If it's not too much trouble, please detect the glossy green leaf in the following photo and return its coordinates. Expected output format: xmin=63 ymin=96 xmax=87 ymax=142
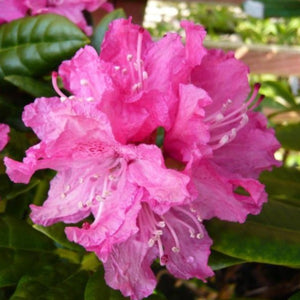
xmin=0 ymin=216 xmax=54 ymax=252
xmin=34 ymin=222 xmax=84 ymax=252
xmin=4 ymin=75 xmax=55 ymax=98
xmin=0 ymin=14 xmax=89 ymax=83
xmin=275 ymin=122 xmax=300 ymax=151
xmin=209 ymin=250 xmax=244 ymax=270
xmin=206 ymin=198 xmax=300 ymax=267
xmin=92 ymin=9 xmax=126 ymax=53
xmin=85 ymin=268 xmax=127 ymax=300
xmin=260 ymin=167 xmax=300 ymax=204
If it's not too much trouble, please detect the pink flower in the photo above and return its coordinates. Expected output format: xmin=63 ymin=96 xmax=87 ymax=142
xmin=5 ymin=96 xmax=191 ymax=262
xmin=4 ymin=18 xmax=281 ymax=300
xmin=0 ymin=123 xmax=9 ymax=151
xmin=0 ymin=0 xmax=112 ymax=35
xmin=0 ymin=0 xmax=27 ymax=24
xmin=58 ymin=19 xmax=170 ymax=144
xmin=58 ymin=19 xmax=208 ymax=144
xmin=103 ymin=203 xmax=213 ymax=300
xmin=164 ymin=47 xmax=281 ymax=223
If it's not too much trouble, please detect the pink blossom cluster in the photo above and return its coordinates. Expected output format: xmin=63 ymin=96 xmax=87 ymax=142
xmin=5 ymin=19 xmax=280 ymax=300
xmin=0 ymin=0 xmax=112 ymax=35
xmin=0 ymin=123 xmax=9 ymax=151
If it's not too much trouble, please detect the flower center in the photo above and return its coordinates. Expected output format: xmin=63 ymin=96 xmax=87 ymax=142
xmin=61 ymin=158 xmax=126 ymax=227
xmin=140 ymin=204 xmax=204 ymax=265
xmin=206 ymin=83 xmax=264 ymax=150
xmin=113 ymin=28 xmax=148 ymax=93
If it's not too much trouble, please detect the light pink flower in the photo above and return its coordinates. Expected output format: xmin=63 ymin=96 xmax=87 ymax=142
xmin=0 ymin=123 xmax=9 ymax=151
xmin=0 ymin=0 xmax=112 ymax=35
xmin=5 ymin=96 xmax=191 ymax=262
xmin=103 ymin=203 xmax=213 ymax=300
xmin=0 ymin=0 xmax=27 ymax=24
xmin=26 ymin=0 xmax=112 ymax=35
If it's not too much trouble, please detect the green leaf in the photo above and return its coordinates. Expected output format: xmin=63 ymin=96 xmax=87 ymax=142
xmin=0 ymin=216 xmax=54 ymax=252
xmin=260 ymin=167 xmax=300 ymax=204
xmin=260 ymin=80 xmax=296 ymax=106
xmin=0 ymin=249 xmax=57 ymax=288
xmin=206 ymin=198 xmax=300 ymax=267
xmin=289 ymin=290 xmax=300 ymax=300
xmin=33 ymin=222 xmax=84 ymax=252
xmin=10 ymin=262 xmax=88 ymax=300
xmin=85 ymin=268 xmax=127 ymax=300
xmin=209 ymin=250 xmax=244 ymax=270
xmin=5 ymin=179 xmax=40 ymax=201
xmin=275 ymin=122 xmax=300 ymax=151
xmin=92 ymin=9 xmax=126 ymax=52
xmin=4 ymin=75 xmax=55 ymax=98
xmin=0 ymin=14 xmax=89 ymax=83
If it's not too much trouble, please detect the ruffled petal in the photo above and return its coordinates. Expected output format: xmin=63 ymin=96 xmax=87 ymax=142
xmin=164 ymin=84 xmax=211 ymax=162
xmin=59 ymin=46 xmax=112 ymax=102
xmin=162 ymin=207 xmax=214 ymax=280
xmin=189 ymin=160 xmax=267 ymax=223
xmin=103 ymin=233 xmax=158 ymax=300
xmin=191 ymin=49 xmax=250 ymax=117
xmin=128 ymin=144 xmax=191 ymax=214
xmin=213 ymin=111 xmax=281 ymax=178
xmin=181 ymin=20 xmax=207 ymax=67
xmin=65 ymin=182 xmax=142 ymax=261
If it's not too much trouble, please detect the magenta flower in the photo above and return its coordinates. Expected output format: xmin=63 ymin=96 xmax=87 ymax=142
xmin=164 ymin=48 xmax=281 ymax=223
xmin=0 ymin=0 xmax=112 ymax=35
xmin=0 ymin=123 xmax=9 ymax=151
xmin=4 ymin=18 xmax=281 ymax=300
xmin=58 ymin=19 xmax=208 ymax=144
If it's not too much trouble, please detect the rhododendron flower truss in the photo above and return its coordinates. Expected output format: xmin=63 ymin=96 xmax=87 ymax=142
xmin=0 ymin=123 xmax=9 ymax=151
xmin=4 ymin=17 xmax=282 ymax=300
xmin=0 ymin=0 xmax=112 ymax=35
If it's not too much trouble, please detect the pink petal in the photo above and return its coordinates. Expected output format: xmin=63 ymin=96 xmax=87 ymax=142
xmin=65 ymin=182 xmax=142 ymax=261
xmin=213 ymin=111 xmax=281 ymax=178
xmin=162 ymin=207 xmax=214 ymax=280
xmin=0 ymin=0 xmax=27 ymax=24
xmin=128 ymin=144 xmax=191 ymax=214
xmin=59 ymin=46 xmax=112 ymax=102
xmin=104 ymin=234 xmax=158 ymax=300
xmin=0 ymin=124 xmax=9 ymax=151
xmin=189 ymin=160 xmax=267 ymax=223
xmin=191 ymin=49 xmax=250 ymax=117
xmin=181 ymin=20 xmax=207 ymax=67
xmin=100 ymin=18 xmax=152 ymax=68
xmin=26 ymin=0 xmax=107 ymax=35
xmin=164 ymin=84 xmax=211 ymax=162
